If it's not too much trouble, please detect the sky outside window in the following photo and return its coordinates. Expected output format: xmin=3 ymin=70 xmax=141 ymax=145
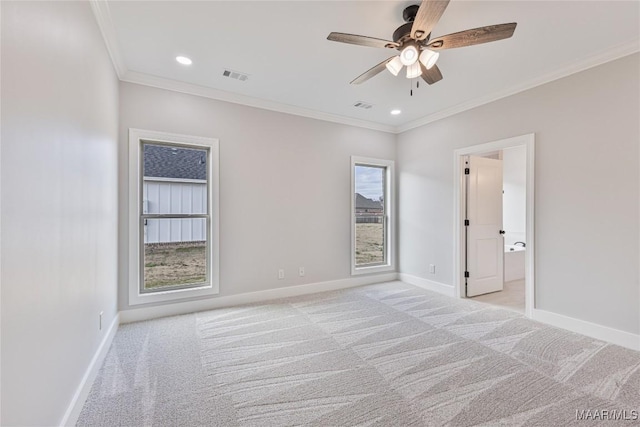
xmin=355 ymin=165 xmax=384 ymax=200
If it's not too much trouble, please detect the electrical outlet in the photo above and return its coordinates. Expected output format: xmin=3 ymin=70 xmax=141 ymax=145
xmin=429 ymin=264 xmax=436 ymax=274
xmin=299 ymin=267 xmax=305 ymax=277
xmin=278 ymin=269 xmax=285 ymax=279
xmin=99 ymin=311 xmax=104 ymax=330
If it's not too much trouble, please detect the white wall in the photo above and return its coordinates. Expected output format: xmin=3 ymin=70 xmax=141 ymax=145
xmin=502 ymin=146 xmax=526 ymax=245
xmin=398 ymin=53 xmax=639 ymax=335
xmin=118 ymin=82 xmax=396 ymax=311
xmin=1 ymin=2 xmax=119 ymax=426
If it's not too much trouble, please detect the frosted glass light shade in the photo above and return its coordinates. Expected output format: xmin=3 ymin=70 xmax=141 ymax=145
xmin=419 ymin=49 xmax=439 ymax=70
xmin=399 ymin=45 xmax=419 ymax=66
xmin=385 ymin=56 xmax=403 ymax=76
xmin=406 ymin=62 xmax=421 ymax=79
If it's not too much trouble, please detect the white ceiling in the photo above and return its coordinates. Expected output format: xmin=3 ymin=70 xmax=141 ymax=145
xmin=101 ymin=1 xmax=639 ymax=132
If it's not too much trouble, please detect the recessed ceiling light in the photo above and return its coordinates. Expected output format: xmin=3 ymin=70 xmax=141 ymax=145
xmin=390 ymin=109 xmax=402 ymax=115
xmin=175 ymin=56 xmax=192 ymax=66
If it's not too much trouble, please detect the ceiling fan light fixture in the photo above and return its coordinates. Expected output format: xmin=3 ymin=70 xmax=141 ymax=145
xmin=385 ymin=56 xmax=403 ymax=76
xmin=399 ymin=45 xmax=419 ymax=66
xmin=419 ymin=49 xmax=440 ymax=70
xmin=327 ymin=2 xmax=517 ymax=87
xmin=406 ymin=62 xmax=421 ymax=79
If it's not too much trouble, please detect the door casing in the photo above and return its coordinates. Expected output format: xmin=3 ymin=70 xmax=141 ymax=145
xmin=453 ymin=134 xmax=535 ymax=317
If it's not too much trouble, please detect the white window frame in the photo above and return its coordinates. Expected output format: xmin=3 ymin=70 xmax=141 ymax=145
xmin=351 ymin=156 xmax=395 ymax=276
xmin=128 ymin=129 xmax=220 ymax=306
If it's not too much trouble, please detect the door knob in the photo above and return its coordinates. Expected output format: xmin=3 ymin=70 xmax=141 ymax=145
xmin=499 ymin=230 xmax=505 ymax=234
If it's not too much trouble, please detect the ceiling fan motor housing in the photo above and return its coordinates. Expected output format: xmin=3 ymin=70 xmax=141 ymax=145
xmin=402 ymin=4 xmax=420 ymax=22
xmin=393 ymin=22 xmax=430 ymax=45
xmin=326 ymin=0 xmax=518 ymax=86
xmin=394 ymin=5 xmax=430 ymax=45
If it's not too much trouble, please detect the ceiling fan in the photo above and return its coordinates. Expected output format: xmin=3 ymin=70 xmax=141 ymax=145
xmin=327 ymin=0 xmax=517 ymax=86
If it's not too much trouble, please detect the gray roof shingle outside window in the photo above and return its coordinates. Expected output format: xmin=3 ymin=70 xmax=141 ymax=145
xmin=143 ymin=144 xmax=207 ymax=180
xmin=355 ymin=193 xmax=383 ymax=210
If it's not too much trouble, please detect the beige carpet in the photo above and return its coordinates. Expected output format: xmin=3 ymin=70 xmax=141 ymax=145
xmin=78 ymin=281 xmax=640 ymax=426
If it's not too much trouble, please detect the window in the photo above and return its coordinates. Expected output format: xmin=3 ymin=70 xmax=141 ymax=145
xmin=129 ymin=129 xmax=219 ymax=305
xmin=351 ymin=156 xmax=394 ymax=275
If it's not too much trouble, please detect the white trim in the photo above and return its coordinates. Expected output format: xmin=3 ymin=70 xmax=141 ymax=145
xmin=351 ymin=156 xmax=396 ymax=276
xmin=453 ymin=134 xmax=535 ymax=318
xmin=533 ymin=309 xmax=640 ymax=351
xmin=120 ymin=45 xmax=639 ymax=136
xmin=398 ymin=41 xmax=639 ymax=133
xmin=524 ymin=138 xmax=535 ymax=317
xmin=120 ymin=273 xmax=399 ymax=324
xmin=399 ymin=273 xmax=456 ymax=297
xmin=143 ymin=176 xmax=207 ymax=184
xmin=59 ymin=313 xmax=120 ymax=427
xmin=121 ymin=71 xmax=396 ymax=134
xmin=89 ymin=1 xmax=638 ymax=137
xmin=128 ymin=129 xmax=220 ymax=306
xmin=0 ymin=4 xmax=3 ymax=425
xmin=89 ymin=1 xmax=127 ymax=78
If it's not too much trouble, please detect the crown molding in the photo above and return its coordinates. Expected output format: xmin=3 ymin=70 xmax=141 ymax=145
xmin=89 ymin=0 xmax=127 ymax=78
xmin=89 ymin=2 xmax=637 ymax=136
xmin=397 ymin=40 xmax=640 ymax=133
xmin=121 ymin=70 xmax=397 ymax=133
xmin=89 ymin=0 xmax=394 ymax=133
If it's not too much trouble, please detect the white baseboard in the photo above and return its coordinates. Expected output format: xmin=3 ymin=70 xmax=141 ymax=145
xmin=399 ymin=273 xmax=456 ymax=297
xmin=120 ymin=273 xmax=399 ymax=324
xmin=532 ymin=309 xmax=640 ymax=351
xmin=60 ymin=313 xmax=120 ymax=426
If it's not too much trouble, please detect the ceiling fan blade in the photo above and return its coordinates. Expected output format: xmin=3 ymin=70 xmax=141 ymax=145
xmin=350 ymin=57 xmax=396 ymax=85
xmin=327 ymin=32 xmax=399 ymax=49
xmin=427 ymin=23 xmax=517 ymax=50
xmin=411 ymin=0 xmax=450 ymax=41
xmin=420 ymin=63 xmax=443 ymax=85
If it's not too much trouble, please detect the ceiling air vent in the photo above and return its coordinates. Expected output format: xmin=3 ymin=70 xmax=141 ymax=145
xmin=222 ymin=68 xmax=249 ymax=82
xmin=353 ymin=101 xmax=373 ymax=110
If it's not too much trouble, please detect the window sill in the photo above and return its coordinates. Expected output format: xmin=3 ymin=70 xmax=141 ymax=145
xmin=351 ymin=264 xmax=395 ymax=276
xmin=129 ymin=283 xmax=219 ymax=306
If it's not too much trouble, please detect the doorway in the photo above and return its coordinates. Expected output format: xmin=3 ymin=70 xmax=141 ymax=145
xmin=453 ymin=134 xmax=535 ymax=317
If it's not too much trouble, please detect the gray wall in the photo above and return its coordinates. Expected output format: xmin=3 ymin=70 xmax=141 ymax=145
xmin=398 ymin=53 xmax=640 ymax=334
xmin=118 ymin=82 xmax=397 ymax=311
xmin=1 ymin=2 xmax=119 ymax=425
xmin=1 ymin=4 xmax=637 ymax=424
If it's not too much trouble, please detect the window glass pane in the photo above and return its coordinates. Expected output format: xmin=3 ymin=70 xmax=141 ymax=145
xmin=144 ymin=218 xmax=207 ymax=290
xmin=143 ymin=144 xmax=208 ymax=215
xmin=354 ymin=165 xmax=386 ymax=266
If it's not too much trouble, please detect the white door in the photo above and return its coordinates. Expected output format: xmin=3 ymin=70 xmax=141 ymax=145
xmin=466 ymin=155 xmax=504 ymax=297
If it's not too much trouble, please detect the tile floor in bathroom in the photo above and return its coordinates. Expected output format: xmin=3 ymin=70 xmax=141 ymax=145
xmin=470 ymin=279 xmax=525 ymax=313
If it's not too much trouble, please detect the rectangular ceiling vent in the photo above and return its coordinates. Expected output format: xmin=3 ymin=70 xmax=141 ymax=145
xmin=353 ymin=101 xmax=373 ymax=110
xmin=222 ymin=68 xmax=249 ymax=82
